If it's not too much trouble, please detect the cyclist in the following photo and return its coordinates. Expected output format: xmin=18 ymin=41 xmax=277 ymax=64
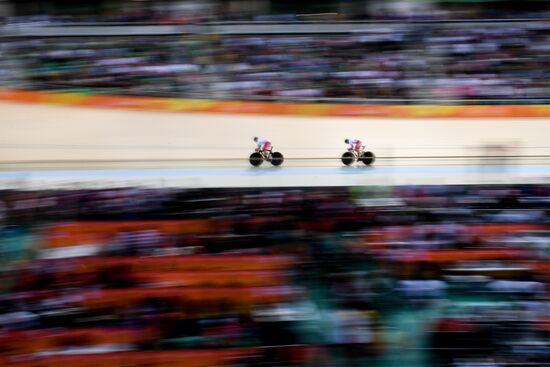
xmin=345 ymin=138 xmax=363 ymax=154
xmin=254 ymin=137 xmax=272 ymax=157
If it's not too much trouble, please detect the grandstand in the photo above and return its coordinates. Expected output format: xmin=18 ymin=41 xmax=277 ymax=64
xmin=2 ymin=184 xmax=550 ymax=367
xmin=1 ymin=19 xmax=550 ymax=103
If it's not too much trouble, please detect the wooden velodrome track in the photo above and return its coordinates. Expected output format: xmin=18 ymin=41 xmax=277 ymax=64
xmin=0 ymin=100 xmax=549 ymax=188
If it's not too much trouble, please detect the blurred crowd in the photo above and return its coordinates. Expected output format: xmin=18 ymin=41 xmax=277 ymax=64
xmin=1 ymin=184 xmax=550 ymax=366
xmin=2 ymin=0 xmax=550 ymax=25
xmin=1 ymin=20 xmax=549 ymax=101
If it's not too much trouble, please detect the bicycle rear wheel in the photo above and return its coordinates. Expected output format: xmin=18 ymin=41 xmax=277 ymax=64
xmin=270 ymin=152 xmax=284 ymax=166
xmin=360 ymin=151 xmax=375 ymax=166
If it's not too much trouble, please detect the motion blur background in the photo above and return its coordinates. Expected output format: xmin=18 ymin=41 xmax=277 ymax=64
xmin=1 ymin=1 xmax=550 ymax=367
xmin=1 ymin=0 xmax=550 ymax=102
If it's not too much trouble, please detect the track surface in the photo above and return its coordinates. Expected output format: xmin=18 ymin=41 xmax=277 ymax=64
xmin=0 ymin=164 xmax=549 ymax=189
xmin=2 ymin=101 xmax=550 ymax=161
xmin=1 ymin=101 xmax=550 ymax=188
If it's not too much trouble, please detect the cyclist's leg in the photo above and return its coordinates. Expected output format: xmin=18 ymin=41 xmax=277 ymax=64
xmin=263 ymin=141 xmax=272 ymax=158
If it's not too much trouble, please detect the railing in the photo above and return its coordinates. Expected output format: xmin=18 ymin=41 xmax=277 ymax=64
xmin=0 ymin=154 xmax=549 ymax=169
xmin=2 ymin=18 xmax=548 ymax=37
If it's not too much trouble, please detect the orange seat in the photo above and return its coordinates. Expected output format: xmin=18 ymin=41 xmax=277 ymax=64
xmin=42 ymin=220 xmax=221 ymax=248
xmin=77 ymin=286 xmax=299 ymax=309
xmin=136 ymin=270 xmax=287 ymax=287
xmin=3 ymin=349 xmax=257 ymax=367
xmin=0 ymin=327 xmax=158 ymax=355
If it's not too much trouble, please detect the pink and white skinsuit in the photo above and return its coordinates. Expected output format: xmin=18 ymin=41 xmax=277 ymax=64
xmin=255 ymin=137 xmax=272 ymax=152
xmin=346 ymin=138 xmax=362 ymax=152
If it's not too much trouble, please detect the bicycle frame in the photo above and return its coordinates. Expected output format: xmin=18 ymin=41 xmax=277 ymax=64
xmin=259 ymin=148 xmax=273 ymax=160
xmin=349 ymin=146 xmax=366 ymax=158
